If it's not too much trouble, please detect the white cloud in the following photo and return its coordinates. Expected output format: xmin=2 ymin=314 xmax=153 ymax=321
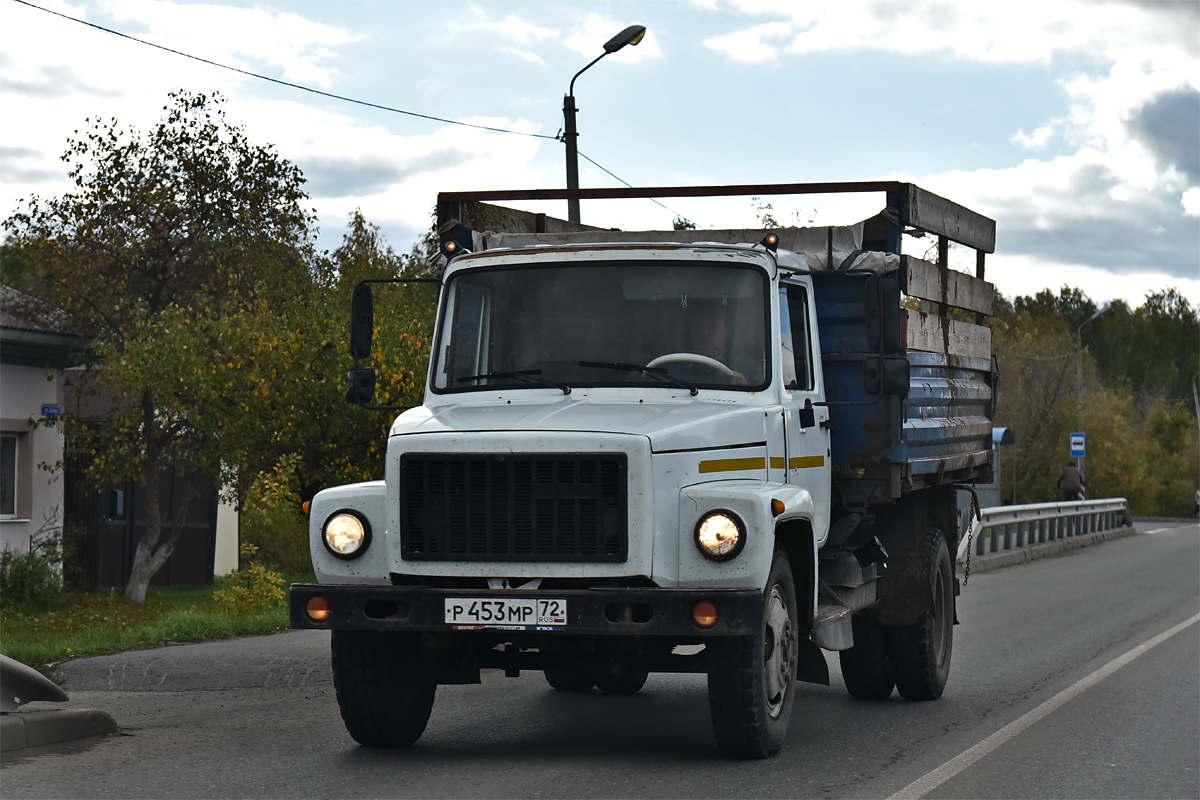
xmin=983 ymin=252 xmax=1200 ymax=308
xmin=704 ymin=22 xmax=791 ymax=64
xmin=704 ymin=0 xmax=1197 ymax=66
xmin=1011 ymin=126 xmax=1055 ymax=150
xmin=103 ymin=0 xmax=360 ymax=88
xmin=487 ymin=14 xmax=556 ymax=44
xmin=507 ymin=47 xmax=546 ymax=66
xmin=563 ymin=14 xmax=661 ymax=62
xmin=1182 ymin=188 xmax=1200 ymax=217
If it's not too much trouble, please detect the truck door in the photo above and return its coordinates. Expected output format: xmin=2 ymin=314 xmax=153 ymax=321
xmin=780 ymin=279 xmax=832 ymax=544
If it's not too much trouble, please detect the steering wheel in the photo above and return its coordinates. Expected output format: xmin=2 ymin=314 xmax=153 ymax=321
xmin=646 ymin=352 xmax=736 ymax=378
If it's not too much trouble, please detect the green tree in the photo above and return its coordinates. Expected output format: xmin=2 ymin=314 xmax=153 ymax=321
xmin=993 ymin=285 xmax=1198 ymax=515
xmin=229 ymin=211 xmax=438 ymax=569
xmin=3 ymin=91 xmax=316 ymax=603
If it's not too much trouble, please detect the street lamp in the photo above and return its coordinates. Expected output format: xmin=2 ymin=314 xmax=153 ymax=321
xmin=1075 ymin=305 xmax=1110 ymax=410
xmin=1074 ymin=304 xmax=1110 ymax=483
xmin=563 ymin=24 xmax=646 ymax=224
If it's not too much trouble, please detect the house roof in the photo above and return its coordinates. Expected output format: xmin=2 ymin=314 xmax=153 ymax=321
xmin=0 ymin=284 xmax=91 ymax=368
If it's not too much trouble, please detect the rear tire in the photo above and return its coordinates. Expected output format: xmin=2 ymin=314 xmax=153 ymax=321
xmin=839 ymin=614 xmax=895 ymax=700
xmin=544 ymin=667 xmax=595 ymax=692
xmin=889 ymin=528 xmax=954 ymax=700
xmin=707 ymin=546 xmax=798 ymax=758
xmin=595 ymin=669 xmax=649 ymax=695
xmin=331 ymin=630 xmax=436 ymax=747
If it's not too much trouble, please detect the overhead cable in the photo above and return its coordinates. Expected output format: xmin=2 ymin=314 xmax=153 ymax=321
xmin=10 ymin=0 xmax=557 ymax=141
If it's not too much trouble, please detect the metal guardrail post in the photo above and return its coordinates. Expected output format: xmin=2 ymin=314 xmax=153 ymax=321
xmin=956 ymin=498 xmax=1132 ymax=562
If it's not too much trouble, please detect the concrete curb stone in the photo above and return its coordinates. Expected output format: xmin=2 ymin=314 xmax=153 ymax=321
xmin=0 ymin=708 xmax=118 ymax=754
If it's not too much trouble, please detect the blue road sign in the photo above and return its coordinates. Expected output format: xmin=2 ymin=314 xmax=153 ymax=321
xmin=41 ymin=405 xmax=61 ymax=418
xmin=1070 ymin=432 xmax=1086 ymax=458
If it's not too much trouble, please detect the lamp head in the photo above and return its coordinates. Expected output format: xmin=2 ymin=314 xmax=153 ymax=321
xmin=604 ymin=25 xmax=647 ymax=53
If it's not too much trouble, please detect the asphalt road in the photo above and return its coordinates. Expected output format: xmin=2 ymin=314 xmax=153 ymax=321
xmin=2 ymin=520 xmax=1197 ymax=799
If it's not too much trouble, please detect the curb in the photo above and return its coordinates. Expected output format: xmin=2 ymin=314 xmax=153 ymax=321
xmin=957 ymin=524 xmax=1139 ymax=576
xmin=0 ymin=709 xmax=118 ymax=754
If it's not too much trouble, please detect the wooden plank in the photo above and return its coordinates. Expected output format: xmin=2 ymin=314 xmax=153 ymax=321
xmin=903 ymin=256 xmax=995 ymax=316
xmin=904 ymin=309 xmax=992 ymax=359
xmin=900 ymin=185 xmax=996 ymax=253
xmin=439 ymin=200 xmax=603 ymax=234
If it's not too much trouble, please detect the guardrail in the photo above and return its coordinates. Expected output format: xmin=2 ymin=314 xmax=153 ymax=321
xmin=956 ymin=498 xmax=1134 ymax=562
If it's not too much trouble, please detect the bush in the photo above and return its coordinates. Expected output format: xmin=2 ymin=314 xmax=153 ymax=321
xmin=240 ymin=454 xmax=312 ymax=573
xmin=212 ymin=543 xmax=286 ymax=616
xmin=0 ymin=522 xmax=65 ymax=614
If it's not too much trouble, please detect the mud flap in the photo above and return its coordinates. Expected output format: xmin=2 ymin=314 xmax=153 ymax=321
xmin=796 ymin=637 xmax=830 ymax=685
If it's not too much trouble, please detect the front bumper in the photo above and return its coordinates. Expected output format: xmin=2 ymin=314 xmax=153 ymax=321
xmin=289 ymin=584 xmax=762 ymax=637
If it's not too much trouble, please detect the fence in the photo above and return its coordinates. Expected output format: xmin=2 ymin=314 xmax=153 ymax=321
xmin=956 ymin=498 xmax=1133 ymax=562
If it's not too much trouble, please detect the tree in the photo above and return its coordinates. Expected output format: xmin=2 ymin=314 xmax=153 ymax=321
xmin=226 ymin=210 xmax=438 ymax=570
xmin=992 ymin=285 xmax=1199 ymax=515
xmin=3 ymin=91 xmax=316 ymax=603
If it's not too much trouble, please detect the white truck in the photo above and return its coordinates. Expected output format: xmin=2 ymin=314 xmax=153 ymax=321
xmin=290 ymin=181 xmax=997 ymax=758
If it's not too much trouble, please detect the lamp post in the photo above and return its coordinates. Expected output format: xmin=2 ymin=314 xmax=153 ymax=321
xmin=1074 ymin=304 xmax=1110 ymax=482
xmin=1075 ymin=305 xmax=1110 ymax=410
xmin=563 ymin=24 xmax=646 ymax=224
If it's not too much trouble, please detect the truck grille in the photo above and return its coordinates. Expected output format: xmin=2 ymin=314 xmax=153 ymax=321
xmin=400 ymin=454 xmax=627 ymax=562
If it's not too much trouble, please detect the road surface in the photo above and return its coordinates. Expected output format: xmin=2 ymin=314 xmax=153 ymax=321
xmin=2 ymin=520 xmax=1196 ymax=799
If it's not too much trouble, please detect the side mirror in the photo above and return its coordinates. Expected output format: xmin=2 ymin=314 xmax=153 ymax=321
xmin=350 ymin=284 xmax=374 ymax=360
xmin=345 ymin=367 xmax=377 ymax=405
xmin=798 ymin=399 xmax=816 ymax=429
xmin=863 ymin=356 xmax=909 ymax=396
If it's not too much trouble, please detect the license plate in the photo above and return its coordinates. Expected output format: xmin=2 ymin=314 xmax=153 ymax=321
xmin=444 ymin=597 xmax=567 ymax=630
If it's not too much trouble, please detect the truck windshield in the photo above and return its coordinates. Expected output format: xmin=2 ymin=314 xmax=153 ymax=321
xmin=432 ymin=261 xmax=769 ymax=393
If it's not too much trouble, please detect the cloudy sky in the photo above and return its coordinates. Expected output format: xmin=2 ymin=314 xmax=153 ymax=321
xmin=2 ymin=0 xmax=1198 ymax=307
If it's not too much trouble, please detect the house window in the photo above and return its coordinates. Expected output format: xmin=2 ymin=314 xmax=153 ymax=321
xmin=1 ymin=434 xmax=16 ymax=519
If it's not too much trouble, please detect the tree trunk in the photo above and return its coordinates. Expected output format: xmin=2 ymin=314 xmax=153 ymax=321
xmin=123 ymin=391 xmax=194 ymax=605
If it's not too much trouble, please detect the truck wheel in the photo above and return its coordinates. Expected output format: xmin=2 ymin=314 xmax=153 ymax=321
xmin=595 ymin=669 xmax=649 ymax=695
xmin=331 ymin=630 xmax=436 ymax=747
xmin=707 ymin=546 xmax=798 ymax=758
xmin=544 ymin=667 xmax=595 ymax=692
xmin=889 ymin=528 xmax=954 ymax=701
xmin=839 ymin=614 xmax=895 ymax=700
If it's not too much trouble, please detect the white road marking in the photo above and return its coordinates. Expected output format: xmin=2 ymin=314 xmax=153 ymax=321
xmin=1139 ymin=527 xmax=1171 ymax=535
xmin=886 ymin=613 xmax=1200 ymax=800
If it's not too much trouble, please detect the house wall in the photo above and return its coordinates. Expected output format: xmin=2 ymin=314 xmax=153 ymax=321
xmin=1 ymin=363 xmax=65 ymax=553
xmin=214 ymin=496 xmax=239 ymax=576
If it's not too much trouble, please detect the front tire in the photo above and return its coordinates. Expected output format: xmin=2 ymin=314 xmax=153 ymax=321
xmin=707 ymin=546 xmax=799 ymax=758
xmin=544 ymin=667 xmax=595 ymax=692
xmin=331 ymin=630 xmax=436 ymax=747
xmin=889 ymin=528 xmax=954 ymax=700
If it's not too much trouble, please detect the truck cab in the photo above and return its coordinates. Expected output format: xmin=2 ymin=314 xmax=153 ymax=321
xmin=291 ymin=182 xmax=996 ymax=758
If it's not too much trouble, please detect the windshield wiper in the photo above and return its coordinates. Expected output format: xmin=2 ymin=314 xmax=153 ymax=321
xmin=578 ymin=361 xmax=699 ymax=396
xmin=455 ymin=369 xmax=570 ymax=395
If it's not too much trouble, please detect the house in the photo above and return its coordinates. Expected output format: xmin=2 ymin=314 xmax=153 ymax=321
xmin=0 ymin=285 xmax=87 ymax=554
xmin=1 ymin=284 xmax=237 ymax=586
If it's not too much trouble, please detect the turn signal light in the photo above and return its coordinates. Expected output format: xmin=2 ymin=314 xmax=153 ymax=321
xmin=306 ymin=594 xmax=332 ymax=622
xmin=302 ymin=501 xmax=311 ymax=515
xmin=771 ymin=498 xmax=785 ymax=517
xmin=692 ymin=600 xmax=719 ymax=628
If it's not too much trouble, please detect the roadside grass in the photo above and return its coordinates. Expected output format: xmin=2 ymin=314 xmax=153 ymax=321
xmin=0 ymin=574 xmax=312 ymax=671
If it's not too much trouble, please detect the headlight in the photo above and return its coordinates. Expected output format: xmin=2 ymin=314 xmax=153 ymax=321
xmin=695 ymin=510 xmax=745 ymax=561
xmin=323 ymin=511 xmax=371 ymax=558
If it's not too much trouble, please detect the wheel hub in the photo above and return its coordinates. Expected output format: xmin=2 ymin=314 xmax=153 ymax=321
xmin=763 ymin=587 xmax=795 ymax=718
